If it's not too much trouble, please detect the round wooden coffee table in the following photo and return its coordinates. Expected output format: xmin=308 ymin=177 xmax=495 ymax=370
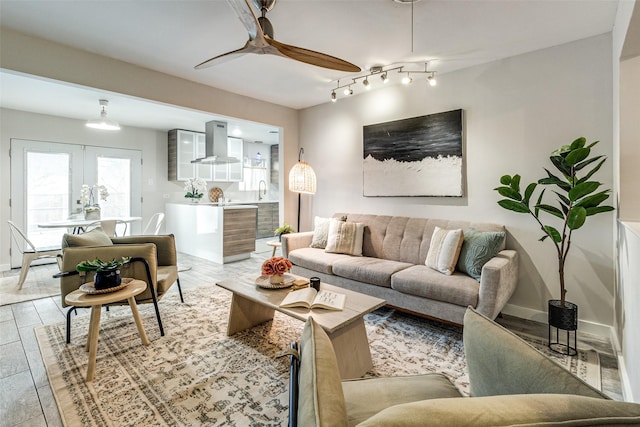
xmin=64 ymin=278 xmax=150 ymax=381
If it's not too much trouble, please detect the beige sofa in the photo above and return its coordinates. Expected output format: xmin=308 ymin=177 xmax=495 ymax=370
xmin=282 ymin=213 xmax=518 ymax=324
xmin=289 ymin=308 xmax=640 ymax=426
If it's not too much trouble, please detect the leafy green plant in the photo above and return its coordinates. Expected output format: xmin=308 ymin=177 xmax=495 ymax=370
xmin=494 ymin=137 xmax=614 ymax=306
xmin=274 ymin=223 xmax=295 ymax=237
xmin=76 ymin=257 xmax=131 ymax=272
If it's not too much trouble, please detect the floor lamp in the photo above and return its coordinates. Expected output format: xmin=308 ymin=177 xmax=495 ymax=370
xmin=288 ymin=148 xmax=317 ymax=231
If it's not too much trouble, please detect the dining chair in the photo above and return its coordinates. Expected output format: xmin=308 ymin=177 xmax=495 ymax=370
xmin=142 ymin=213 xmax=164 ymax=235
xmin=7 ymin=220 xmax=62 ymax=289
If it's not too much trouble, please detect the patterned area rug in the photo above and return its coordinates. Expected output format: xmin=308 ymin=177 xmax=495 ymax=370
xmin=0 ymin=263 xmax=60 ymax=306
xmin=36 ymin=285 xmax=600 ymax=426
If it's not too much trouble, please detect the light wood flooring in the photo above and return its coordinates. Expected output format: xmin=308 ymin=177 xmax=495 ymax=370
xmin=0 ymin=244 xmax=623 ymax=426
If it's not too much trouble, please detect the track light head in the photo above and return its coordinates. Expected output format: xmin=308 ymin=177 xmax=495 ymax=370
xmin=363 ymin=77 xmax=371 ymax=90
xmin=331 ymin=91 xmax=337 ymax=102
xmin=381 ymin=72 xmax=389 ymax=83
xmin=428 ymin=73 xmax=437 ymax=86
xmin=343 ymin=86 xmax=353 ymax=96
xmin=402 ymin=74 xmax=412 ymax=85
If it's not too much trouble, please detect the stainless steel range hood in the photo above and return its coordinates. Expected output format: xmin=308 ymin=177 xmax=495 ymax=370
xmin=191 ymin=120 xmax=240 ymax=164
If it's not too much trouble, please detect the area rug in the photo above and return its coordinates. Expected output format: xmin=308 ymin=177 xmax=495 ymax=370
xmin=36 ymin=285 xmax=600 ymax=427
xmin=0 ymin=264 xmax=60 ymax=306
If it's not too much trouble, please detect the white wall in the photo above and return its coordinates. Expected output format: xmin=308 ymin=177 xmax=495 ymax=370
xmin=299 ymin=34 xmax=615 ymax=328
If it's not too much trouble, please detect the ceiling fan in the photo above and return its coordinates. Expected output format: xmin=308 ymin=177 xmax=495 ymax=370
xmin=195 ymin=0 xmax=361 ymax=72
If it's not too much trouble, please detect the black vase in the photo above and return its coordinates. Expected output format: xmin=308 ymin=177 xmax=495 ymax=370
xmin=94 ymin=268 xmax=122 ymax=290
xmin=548 ymin=299 xmax=578 ymax=356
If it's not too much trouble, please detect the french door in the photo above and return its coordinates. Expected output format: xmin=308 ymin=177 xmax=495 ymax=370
xmin=9 ymin=139 xmax=142 ymax=268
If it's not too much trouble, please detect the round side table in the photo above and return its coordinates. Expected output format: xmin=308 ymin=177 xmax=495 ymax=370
xmin=266 ymin=240 xmax=282 ymax=257
xmin=65 ymin=278 xmax=149 ymax=382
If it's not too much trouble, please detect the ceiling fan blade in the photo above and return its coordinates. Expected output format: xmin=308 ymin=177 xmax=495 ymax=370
xmin=195 ymin=43 xmax=252 ymax=70
xmin=226 ymin=0 xmax=263 ymax=42
xmin=267 ymin=38 xmax=361 ymax=72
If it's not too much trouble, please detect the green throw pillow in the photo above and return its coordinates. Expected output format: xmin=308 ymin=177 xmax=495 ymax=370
xmin=456 ymin=228 xmax=505 ymax=281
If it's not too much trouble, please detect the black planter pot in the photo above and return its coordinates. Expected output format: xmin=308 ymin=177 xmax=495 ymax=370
xmin=548 ymin=299 xmax=578 ymax=356
xmin=94 ymin=268 xmax=122 ymax=290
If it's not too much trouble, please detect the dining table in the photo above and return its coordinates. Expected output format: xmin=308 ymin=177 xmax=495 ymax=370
xmin=38 ymin=216 xmax=142 ymax=234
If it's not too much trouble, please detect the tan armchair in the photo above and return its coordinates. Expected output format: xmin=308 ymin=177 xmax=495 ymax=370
xmin=57 ymin=230 xmax=183 ymax=343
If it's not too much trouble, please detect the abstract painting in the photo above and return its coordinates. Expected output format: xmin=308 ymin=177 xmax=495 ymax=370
xmin=363 ymin=109 xmax=464 ymax=197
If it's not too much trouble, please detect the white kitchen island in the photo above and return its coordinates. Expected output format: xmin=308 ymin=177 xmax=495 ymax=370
xmin=165 ymin=202 xmax=257 ymax=264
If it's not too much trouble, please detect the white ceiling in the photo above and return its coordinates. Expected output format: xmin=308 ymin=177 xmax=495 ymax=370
xmin=0 ymin=0 xmax=620 ymax=135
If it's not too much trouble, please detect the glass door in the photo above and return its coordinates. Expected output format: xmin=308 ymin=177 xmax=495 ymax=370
xmin=10 ymin=139 xmax=142 ymax=268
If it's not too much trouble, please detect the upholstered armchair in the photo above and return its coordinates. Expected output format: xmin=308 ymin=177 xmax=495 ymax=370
xmin=57 ymin=229 xmax=183 ymax=343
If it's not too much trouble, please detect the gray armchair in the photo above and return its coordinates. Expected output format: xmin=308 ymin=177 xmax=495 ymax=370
xmin=57 ymin=229 xmax=183 ymax=342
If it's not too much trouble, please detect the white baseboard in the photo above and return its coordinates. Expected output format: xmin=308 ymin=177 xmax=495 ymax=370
xmin=617 ymin=354 xmax=636 ymax=402
xmin=0 ymin=264 xmax=10 ymax=272
xmin=501 ymin=303 xmax=612 ymax=339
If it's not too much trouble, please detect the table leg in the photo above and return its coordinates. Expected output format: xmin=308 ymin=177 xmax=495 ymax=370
xmin=227 ymin=293 xmax=275 ymax=335
xmin=128 ymin=297 xmax=150 ymax=346
xmin=272 ymin=246 xmax=277 ymax=257
xmin=85 ymin=305 xmax=101 ymax=352
xmin=86 ymin=305 xmax=102 ymax=382
xmin=327 ymin=318 xmax=373 ymax=379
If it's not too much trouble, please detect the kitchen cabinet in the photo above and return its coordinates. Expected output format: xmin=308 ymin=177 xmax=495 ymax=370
xmin=257 ymin=202 xmax=279 ymax=238
xmin=168 ymin=129 xmax=212 ymax=181
xmin=212 ymin=137 xmax=243 ymax=182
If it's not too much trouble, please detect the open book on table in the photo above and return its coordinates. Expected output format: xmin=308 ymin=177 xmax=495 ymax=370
xmin=279 ymin=288 xmax=346 ymax=311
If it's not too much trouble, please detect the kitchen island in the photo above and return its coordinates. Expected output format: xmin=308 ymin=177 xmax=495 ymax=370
xmin=165 ymin=203 xmax=257 ymax=264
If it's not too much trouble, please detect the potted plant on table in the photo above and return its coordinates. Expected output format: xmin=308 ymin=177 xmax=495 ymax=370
xmin=76 ymin=257 xmax=131 ymax=290
xmin=494 ymin=137 xmax=614 ymax=354
xmin=274 ymin=223 xmax=295 ymax=242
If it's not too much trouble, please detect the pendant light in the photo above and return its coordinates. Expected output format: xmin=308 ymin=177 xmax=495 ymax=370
xmin=86 ymin=99 xmax=121 ymax=131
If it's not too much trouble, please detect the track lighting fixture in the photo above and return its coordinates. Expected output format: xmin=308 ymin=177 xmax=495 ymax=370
xmin=428 ymin=72 xmax=437 ymax=86
xmin=329 ymin=61 xmax=437 ymax=102
xmin=86 ymin=99 xmax=120 ymax=131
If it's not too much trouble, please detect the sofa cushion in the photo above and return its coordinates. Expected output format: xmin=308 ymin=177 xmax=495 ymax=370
xmin=298 ymin=317 xmax=348 ymax=427
xmin=356 ymin=394 xmax=640 ymax=427
xmin=289 ymin=247 xmax=354 ymax=275
xmin=332 ymin=257 xmax=413 ymax=288
xmin=325 ymin=220 xmax=365 ymax=256
xmin=62 ymin=227 xmax=113 ymax=249
xmin=342 ymin=374 xmax=462 ymax=426
xmin=310 ymin=216 xmax=332 ymax=249
xmin=391 ymin=265 xmax=479 ymax=307
xmin=425 ymin=227 xmax=464 ymax=275
xmin=457 ymin=228 xmax=506 ymax=281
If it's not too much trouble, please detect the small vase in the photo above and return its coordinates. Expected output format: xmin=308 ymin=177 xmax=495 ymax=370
xmin=186 ymin=197 xmax=200 ymax=204
xmin=94 ymin=268 xmax=121 ymax=290
xmin=269 ymin=274 xmax=284 ymax=285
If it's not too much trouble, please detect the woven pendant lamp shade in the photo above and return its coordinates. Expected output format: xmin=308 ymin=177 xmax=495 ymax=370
xmin=288 ymin=161 xmax=317 ymax=194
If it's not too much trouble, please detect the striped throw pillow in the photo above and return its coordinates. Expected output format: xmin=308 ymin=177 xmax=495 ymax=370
xmin=425 ymin=227 xmax=464 ymax=275
xmin=325 ymin=219 xmax=365 ymax=256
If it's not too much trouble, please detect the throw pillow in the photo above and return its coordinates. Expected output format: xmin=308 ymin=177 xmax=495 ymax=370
xmin=325 ymin=219 xmax=365 ymax=256
xmin=457 ymin=228 xmax=506 ymax=281
xmin=425 ymin=227 xmax=464 ymax=275
xmin=62 ymin=227 xmax=113 ymax=249
xmin=310 ymin=215 xmax=347 ymax=249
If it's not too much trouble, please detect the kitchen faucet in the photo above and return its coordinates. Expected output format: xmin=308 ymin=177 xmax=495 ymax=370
xmin=258 ymin=180 xmax=267 ymax=201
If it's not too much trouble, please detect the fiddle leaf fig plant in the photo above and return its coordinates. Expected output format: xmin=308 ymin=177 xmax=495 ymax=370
xmin=494 ymin=137 xmax=614 ymax=306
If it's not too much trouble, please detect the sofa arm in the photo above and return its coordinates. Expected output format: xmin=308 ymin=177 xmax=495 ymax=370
xmin=474 ymin=250 xmax=518 ymax=320
xmin=282 ymin=232 xmax=314 ymax=258
xmin=111 ymin=234 xmax=177 ymax=266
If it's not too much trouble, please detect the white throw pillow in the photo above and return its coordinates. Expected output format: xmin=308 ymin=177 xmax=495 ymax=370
xmin=325 ymin=219 xmax=365 ymax=256
xmin=310 ymin=216 xmax=332 ymax=249
xmin=425 ymin=226 xmax=464 ymax=275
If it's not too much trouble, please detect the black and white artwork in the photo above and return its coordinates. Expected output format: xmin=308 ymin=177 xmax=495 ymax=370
xmin=363 ymin=109 xmax=464 ymax=197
